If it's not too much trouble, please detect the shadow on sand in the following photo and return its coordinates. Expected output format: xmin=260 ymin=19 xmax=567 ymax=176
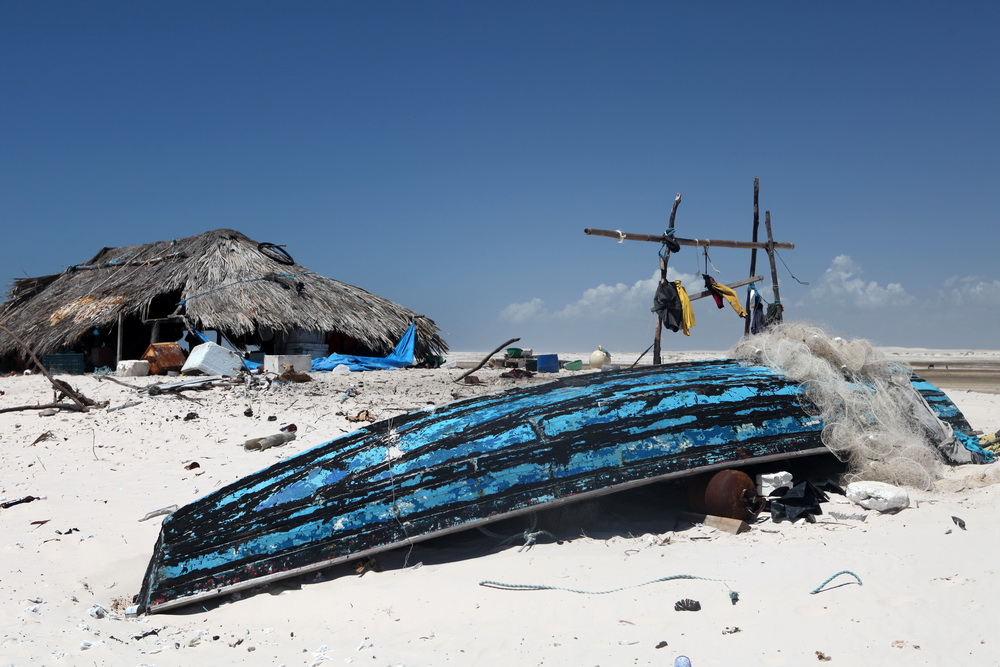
xmin=162 ymin=454 xmax=848 ymax=616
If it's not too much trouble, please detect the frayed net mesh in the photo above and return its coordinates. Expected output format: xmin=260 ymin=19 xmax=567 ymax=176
xmin=729 ymin=322 xmax=945 ymax=490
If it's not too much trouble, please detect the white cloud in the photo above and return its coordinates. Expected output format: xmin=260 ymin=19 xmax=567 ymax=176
xmin=499 ymin=268 xmax=701 ymax=325
xmin=939 ymin=276 xmax=1000 ymax=306
xmin=553 ymin=274 xmax=659 ymax=320
xmin=496 ymin=256 xmax=1000 ymax=351
xmin=499 ymin=297 xmax=547 ymax=323
xmin=809 ymin=255 xmax=914 ymax=308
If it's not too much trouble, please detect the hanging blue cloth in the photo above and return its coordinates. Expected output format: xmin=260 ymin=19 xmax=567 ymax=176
xmin=312 ymin=323 xmax=416 ymax=372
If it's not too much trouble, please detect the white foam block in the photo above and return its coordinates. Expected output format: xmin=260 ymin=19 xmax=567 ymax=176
xmin=116 ymin=360 xmax=150 ymax=377
xmin=182 ymin=342 xmax=243 ymax=377
xmin=263 ymin=355 xmax=312 ymax=374
xmin=757 ymin=471 xmax=793 ymax=496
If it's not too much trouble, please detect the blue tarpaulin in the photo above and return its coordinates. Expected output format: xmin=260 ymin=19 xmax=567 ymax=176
xmin=312 ymin=323 xmax=416 ymax=372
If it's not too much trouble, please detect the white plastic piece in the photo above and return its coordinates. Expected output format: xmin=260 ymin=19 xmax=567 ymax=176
xmin=845 ymin=481 xmax=910 ymax=512
xmin=182 ymin=341 xmax=243 ymax=377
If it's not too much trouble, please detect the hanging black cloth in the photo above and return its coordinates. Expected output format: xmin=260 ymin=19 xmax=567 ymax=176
xmin=652 ymin=281 xmax=683 ymax=332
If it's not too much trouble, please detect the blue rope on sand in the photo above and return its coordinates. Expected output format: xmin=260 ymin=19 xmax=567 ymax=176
xmin=480 ymin=573 xmax=734 ymax=596
xmin=810 ymin=570 xmax=863 ymax=594
xmin=481 ymin=570 xmax=860 ymax=598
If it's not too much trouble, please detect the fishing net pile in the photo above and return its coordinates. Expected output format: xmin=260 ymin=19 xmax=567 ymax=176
xmin=730 ymin=322 xmax=973 ymax=490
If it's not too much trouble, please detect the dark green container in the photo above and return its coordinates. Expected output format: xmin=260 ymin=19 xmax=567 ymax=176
xmin=42 ymin=352 xmax=86 ymax=374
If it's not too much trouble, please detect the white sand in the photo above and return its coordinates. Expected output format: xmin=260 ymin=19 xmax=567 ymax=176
xmin=1 ymin=352 xmax=998 ymax=666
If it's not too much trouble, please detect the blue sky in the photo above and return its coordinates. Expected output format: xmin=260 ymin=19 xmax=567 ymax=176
xmin=3 ymin=2 xmax=998 ymax=354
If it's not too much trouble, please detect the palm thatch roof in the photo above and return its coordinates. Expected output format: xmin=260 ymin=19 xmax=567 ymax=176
xmin=0 ymin=229 xmax=448 ymax=361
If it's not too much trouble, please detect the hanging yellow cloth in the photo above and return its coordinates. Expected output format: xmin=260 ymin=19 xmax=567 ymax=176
xmin=675 ymin=281 xmax=695 ymax=335
xmin=709 ymin=281 xmax=747 ymax=318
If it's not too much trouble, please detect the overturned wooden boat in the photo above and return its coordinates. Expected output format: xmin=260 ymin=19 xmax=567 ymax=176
xmin=135 ymin=359 xmax=977 ymax=613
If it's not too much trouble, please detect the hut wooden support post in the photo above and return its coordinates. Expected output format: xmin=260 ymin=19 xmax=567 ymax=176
xmin=116 ymin=313 xmax=123 ymax=367
xmin=653 ymin=193 xmax=682 ymax=365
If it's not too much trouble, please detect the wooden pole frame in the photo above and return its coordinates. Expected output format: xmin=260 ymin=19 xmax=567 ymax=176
xmin=583 ymin=228 xmax=793 ymax=250
xmin=584 ymin=180 xmax=795 ymax=364
xmin=744 ymin=177 xmax=760 ymax=335
xmin=653 ymin=194 xmax=682 ymax=365
xmin=764 ymin=211 xmax=783 ymax=324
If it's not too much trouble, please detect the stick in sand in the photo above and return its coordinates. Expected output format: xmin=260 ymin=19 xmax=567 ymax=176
xmin=454 ymin=338 xmax=521 ymax=384
xmin=0 ymin=403 xmax=86 ymax=415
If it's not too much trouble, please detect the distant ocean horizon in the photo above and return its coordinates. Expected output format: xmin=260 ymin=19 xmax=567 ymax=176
xmin=445 ymin=346 xmax=1000 ymax=366
xmin=445 ymin=348 xmax=727 ymax=366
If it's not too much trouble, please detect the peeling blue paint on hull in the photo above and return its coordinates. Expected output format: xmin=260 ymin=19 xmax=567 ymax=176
xmin=135 ymin=360 xmax=973 ymax=613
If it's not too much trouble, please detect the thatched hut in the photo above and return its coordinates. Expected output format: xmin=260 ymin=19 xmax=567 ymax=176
xmin=0 ymin=229 xmax=448 ymax=371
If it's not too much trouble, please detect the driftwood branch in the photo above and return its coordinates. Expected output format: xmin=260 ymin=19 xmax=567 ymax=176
xmin=0 ymin=402 xmax=86 ymax=415
xmin=454 ymin=338 xmax=521 ymax=384
xmin=96 ymin=375 xmax=142 ymax=390
xmin=0 ymin=323 xmax=91 ymax=412
xmin=146 ymin=376 xmax=226 ymax=395
xmin=107 ymin=400 xmax=143 ymax=412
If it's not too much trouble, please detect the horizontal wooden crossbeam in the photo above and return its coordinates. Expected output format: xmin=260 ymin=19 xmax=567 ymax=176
xmin=686 ymin=275 xmax=763 ymax=302
xmin=584 ymin=227 xmax=794 ymax=250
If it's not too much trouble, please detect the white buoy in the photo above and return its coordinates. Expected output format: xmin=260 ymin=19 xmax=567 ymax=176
xmin=589 ymin=345 xmax=611 ymax=369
